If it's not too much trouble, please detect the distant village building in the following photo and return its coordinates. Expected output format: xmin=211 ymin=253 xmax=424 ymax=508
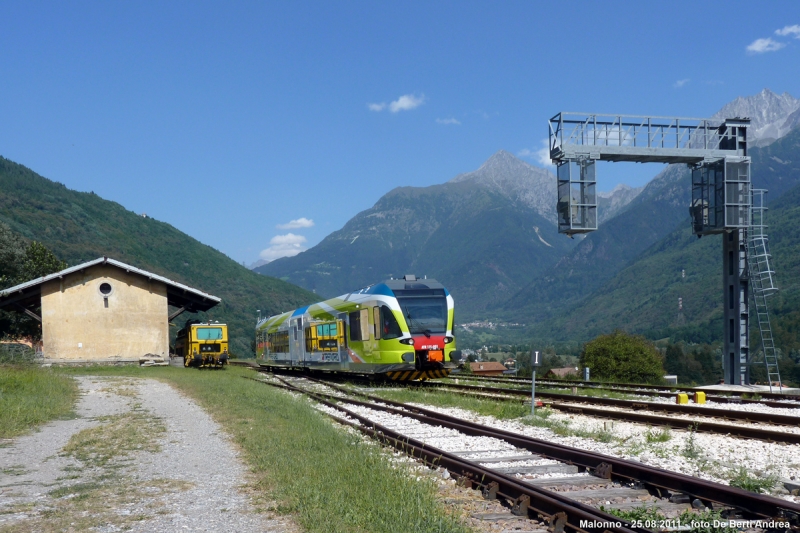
xmin=544 ymin=366 xmax=580 ymax=379
xmin=469 ymin=361 xmax=507 ymax=376
xmin=0 ymin=257 xmax=220 ymax=363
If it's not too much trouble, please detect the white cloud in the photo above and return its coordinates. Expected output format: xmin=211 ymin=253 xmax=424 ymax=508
xmin=673 ymin=78 xmax=690 ymax=88
xmin=389 ymin=94 xmax=425 ymax=113
xmin=259 ymin=233 xmax=307 ymax=262
xmin=746 ymin=37 xmax=786 ymax=53
xmin=436 ymin=117 xmax=460 ymax=125
xmin=517 ymin=139 xmax=553 ymax=167
xmin=277 ymin=217 xmax=314 ymax=229
xmin=367 ymin=102 xmax=386 ymax=112
xmin=776 ymin=25 xmax=800 ymax=38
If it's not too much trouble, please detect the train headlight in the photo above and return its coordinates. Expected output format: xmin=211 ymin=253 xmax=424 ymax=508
xmin=399 ymin=338 xmax=414 ymax=345
xmin=444 ymin=336 xmax=454 ymax=344
xmin=401 ymin=352 xmax=415 ymax=363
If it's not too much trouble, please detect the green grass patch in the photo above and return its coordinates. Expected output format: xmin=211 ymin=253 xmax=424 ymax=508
xmin=644 ymin=427 xmax=672 ymax=443
xmin=67 ymin=366 xmax=471 ymax=533
xmin=370 ymin=384 xmax=620 ymax=444
xmin=370 ymin=385 xmax=529 ymax=419
xmin=0 ymin=365 xmax=77 ymax=438
xmin=62 ymin=408 xmax=166 ymax=467
xmin=728 ymin=466 xmax=777 ymax=494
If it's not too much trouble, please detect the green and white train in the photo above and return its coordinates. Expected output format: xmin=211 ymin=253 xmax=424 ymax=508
xmin=255 ymin=275 xmax=461 ymax=381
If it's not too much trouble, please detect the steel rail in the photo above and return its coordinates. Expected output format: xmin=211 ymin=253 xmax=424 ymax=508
xmin=291 ymin=376 xmax=800 ymax=523
xmin=420 ymin=381 xmax=800 ymax=428
xmin=261 ymin=376 xmax=647 ymax=533
xmin=449 ymin=376 xmax=800 ymax=409
xmin=449 ymin=375 xmax=800 ymax=402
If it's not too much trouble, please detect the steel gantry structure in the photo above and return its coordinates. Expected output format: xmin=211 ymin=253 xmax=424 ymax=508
xmin=548 ymin=112 xmax=781 ymax=389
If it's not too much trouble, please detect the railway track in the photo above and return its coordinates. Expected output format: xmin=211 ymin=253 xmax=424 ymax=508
xmin=450 ymin=375 xmax=800 ymax=406
xmin=412 ymin=380 xmax=800 ymax=445
xmin=251 ymin=371 xmax=800 ymax=533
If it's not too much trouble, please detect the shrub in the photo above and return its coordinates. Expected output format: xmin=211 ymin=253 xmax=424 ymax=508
xmin=579 ymin=331 xmax=664 ymax=384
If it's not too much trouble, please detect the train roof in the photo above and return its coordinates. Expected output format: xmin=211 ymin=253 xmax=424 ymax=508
xmin=256 ymin=275 xmax=448 ymax=330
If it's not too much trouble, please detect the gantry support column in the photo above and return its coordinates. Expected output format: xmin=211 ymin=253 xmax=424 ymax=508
xmin=722 ymin=229 xmax=749 ymax=385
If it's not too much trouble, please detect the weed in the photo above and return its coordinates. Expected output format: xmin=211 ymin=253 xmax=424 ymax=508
xmin=741 ymin=392 xmax=762 ymax=401
xmin=728 ymin=466 xmax=777 ymax=494
xmin=62 ymin=408 xmax=166 ymax=467
xmin=682 ymin=422 xmax=701 ymax=459
xmin=645 ymin=427 xmax=672 ymax=443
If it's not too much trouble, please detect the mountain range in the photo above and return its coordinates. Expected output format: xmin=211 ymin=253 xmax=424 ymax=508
xmin=258 ymin=88 xmax=800 ymax=353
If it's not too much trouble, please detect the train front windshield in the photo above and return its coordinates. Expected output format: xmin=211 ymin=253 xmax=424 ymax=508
xmin=397 ymin=297 xmax=447 ymax=334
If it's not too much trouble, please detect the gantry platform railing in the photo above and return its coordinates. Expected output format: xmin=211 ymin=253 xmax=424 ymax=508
xmin=549 ymin=112 xmax=749 ymax=164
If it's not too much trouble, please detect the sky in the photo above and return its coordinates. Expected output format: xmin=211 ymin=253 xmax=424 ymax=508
xmin=1 ymin=1 xmax=799 ymax=265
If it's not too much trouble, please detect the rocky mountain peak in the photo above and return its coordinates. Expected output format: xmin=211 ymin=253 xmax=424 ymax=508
xmin=449 ymin=150 xmax=557 ymax=222
xmin=713 ymin=88 xmax=800 ymax=146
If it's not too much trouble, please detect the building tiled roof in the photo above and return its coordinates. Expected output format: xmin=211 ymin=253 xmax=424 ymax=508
xmin=470 ymin=362 xmax=508 ymax=372
xmin=0 ymin=257 xmax=220 ymax=312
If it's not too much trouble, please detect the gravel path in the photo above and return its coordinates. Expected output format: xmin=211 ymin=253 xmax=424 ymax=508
xmin=0 ymin=376 xmax=296 ymax=532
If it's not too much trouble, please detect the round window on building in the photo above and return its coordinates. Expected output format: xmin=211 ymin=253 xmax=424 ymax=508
xmin=99 ymin=282 xmax=113 ymax=296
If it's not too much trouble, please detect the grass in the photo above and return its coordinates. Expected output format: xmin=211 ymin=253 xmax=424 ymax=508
xmin=370 ymin=385 xmax=529 ymax=419
xmin=63 ymin=366 xmax=472 ymax=533
xmin=728 ymin=466 xmax=778 ymax=494
xmin=682 ymin=422 xmax=702 ymax=459
xmin=644 ymin=427 xmax=672 ymax=443
xmin=1 ymin=376 xmax=190 ymax=533
xmin=371 ymin=383 xmax=625 ymax=444
xmin=0 ymin=365 xmax=78 ymax=438
xmin=1 ymin=477 xmax=192 ymax=533
xmin=62 ymin=408 xmax=166 ymax=467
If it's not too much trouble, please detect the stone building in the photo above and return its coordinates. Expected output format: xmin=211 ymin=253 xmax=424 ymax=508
xmin=0 ymin=257 xmax=220 ymax=362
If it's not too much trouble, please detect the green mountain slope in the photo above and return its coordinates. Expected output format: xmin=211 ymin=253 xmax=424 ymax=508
xmin=506 ymin=126 xmax=800 ymax=328
xmin=0 ymin=156 xmax=317 ymax=355
xmin=256 ymin=151 xmax=589 ymax=318
xmin=258 ymin=179 xmax=574 ymax=317
xmin=503 ymin=164 xmax=692 ymax=321
xmin=528 ymin=127 xmax=800 ymax=349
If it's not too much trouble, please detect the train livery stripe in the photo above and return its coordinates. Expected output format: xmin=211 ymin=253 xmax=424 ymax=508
xmin=387 ymin=369 xmax=451 ymax=381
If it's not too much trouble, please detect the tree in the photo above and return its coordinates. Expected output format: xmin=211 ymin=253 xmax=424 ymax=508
xmin=579 ymin=331 xmax=665 ymax=384
xmin=0 ymin=222 xmax=26 ymax=289
xmin=0 ymin=225 xmax=67 ymax=342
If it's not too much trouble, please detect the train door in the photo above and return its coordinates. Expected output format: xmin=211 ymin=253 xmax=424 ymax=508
xmin=371 ymin=306 xmax=381 ymax=360
xmin=337 ymin=313 xmax=348 ymax=368
xmin=289 ymin=317 xmax=303 ymax=366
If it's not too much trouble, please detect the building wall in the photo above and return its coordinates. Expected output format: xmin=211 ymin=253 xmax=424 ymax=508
xmin=41 ymin=265 xmax=169 ymax=360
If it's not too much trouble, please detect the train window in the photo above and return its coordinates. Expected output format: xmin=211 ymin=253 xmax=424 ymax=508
xmin=380 ymin=306 xmax=402 ymax=339
xmin=268 ymin=331 xmax=289 ymax=353
xmin=349 ymin=309 xmax=370 ymax=341
xmin=196 ymin=327 xmax=223 ymax=340
xmin=349 ymin=311 xmax=362 ymax=341
xmin=373 ymin=307 xmax=381 ymax=340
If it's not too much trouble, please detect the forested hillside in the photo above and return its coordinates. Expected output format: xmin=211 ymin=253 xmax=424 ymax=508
xmin=527 ymin=127 xmax=800 ymax=352
xmin=0 ymin=157 xmax=317 ymax=355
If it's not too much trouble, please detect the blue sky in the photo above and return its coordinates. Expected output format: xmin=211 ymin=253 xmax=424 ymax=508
xmin=1 ymin=1 xmax=798 ymax=265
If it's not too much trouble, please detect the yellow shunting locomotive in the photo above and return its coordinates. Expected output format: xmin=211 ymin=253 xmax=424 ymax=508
xmin=175 ymin=320 xmax=229 ymax=368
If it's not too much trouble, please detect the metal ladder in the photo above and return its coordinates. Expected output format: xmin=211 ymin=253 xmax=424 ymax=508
xmin=746 ymin=189 xmax=782 ymax=392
